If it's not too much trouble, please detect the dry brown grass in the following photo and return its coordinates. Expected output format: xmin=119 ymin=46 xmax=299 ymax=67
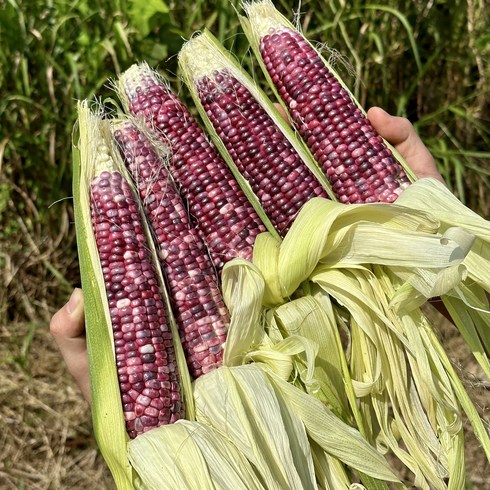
xmin=0 ymin=323 xmax=114 ymax=489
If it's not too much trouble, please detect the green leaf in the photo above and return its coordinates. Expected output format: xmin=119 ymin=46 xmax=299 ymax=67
xmin=128 ymin=0 xmax=170 ymax=38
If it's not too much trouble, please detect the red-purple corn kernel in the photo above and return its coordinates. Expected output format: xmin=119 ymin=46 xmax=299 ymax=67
xmin=113 ymin=123 xmax=229 ymax=378
xmin=196 ymin=69 xmax=328 ymax=236
xmin=259 ymin=27 xmax=410 ymax=203
xmin=90 ymin=169 xmax=184 ymax=438
xmin=119 ymin=65 xmax=267 ymax=270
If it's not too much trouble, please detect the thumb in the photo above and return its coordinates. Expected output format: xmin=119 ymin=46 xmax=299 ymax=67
xmin=50 ymin=288 xmax=91 ymax=402
xmin=51 ymin=288 xmax=84 ymax=332
xmin=367 ymin=107 xmax=444 ymax=182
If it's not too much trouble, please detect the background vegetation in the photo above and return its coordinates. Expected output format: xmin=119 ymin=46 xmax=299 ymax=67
xmin=0 ymin=0 xmax=488 ymax=487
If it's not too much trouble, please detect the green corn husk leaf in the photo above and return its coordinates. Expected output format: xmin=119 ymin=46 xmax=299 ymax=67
xmin=442 ymin=283 xmax=490 ymax=379
xmin=396 ymin=178 xmax=490 ymax=372
xmin=194 ymin=364 xmax=399 ymax=483
xmin=249 ymin=210 xmax=470 ymax=488
xmin=252 ymin=233 xmax=284 ymax=306
xmin=243 ymin=334 xmax=318 ymax=385
xmin=268 ymin=295 xmax=349 ymax=418
xmin=73 ymin=101 xmax=194 ymax=489
xmin=309 ymin=440 xmax=351 ymax=490
xmin=329 ymin=277 xmax=446 ymax=489
xmin=396 ymin=178 xmax=490 ymax=240
xmin=264 ymin=368 xmax=399 ymax=483
xmin=177 ymin=28 xmax=337 ymax=238
xmin=310 ymin=287 xmax=369 ymax=436
xmin=373 ymin=266 xmax=470 ymax=488
xmin=240 ymin=0 xmax=416 ymax=183
xmin=243 ymin=192 xmax=482 ymax=486
xmin=128 ymin=420 xmax=265 ymax=490
xmin=396 ymin=178 xmax=490 ymax=294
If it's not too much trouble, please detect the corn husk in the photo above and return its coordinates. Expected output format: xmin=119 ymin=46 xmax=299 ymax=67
xmin=245 ymin=189 xmax=488 ymax=487
xmin=128 ymin=420 xmax=265 ymax=490
xmin=396 ymin=178 xmax=490 ymax=377
xmin=193 ymin=365 xmax=399 ymax=484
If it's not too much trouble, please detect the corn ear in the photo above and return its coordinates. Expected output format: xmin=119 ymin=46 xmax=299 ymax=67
xmin=178 ymin=29 xmax=336 ymax=237
xmin=73 ymin=101 xmax=194 ymax=487
xmin=240 ymin=0 xmax=414 ymax=203
xmin=73 ymin=103 xmax=134 ymax=489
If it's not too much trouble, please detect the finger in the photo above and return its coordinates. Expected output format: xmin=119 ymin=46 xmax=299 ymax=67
xmin=367 ymin=107 xmax=444 ymax=183
xmin=50 ymin=288 xmax=91 ymax=403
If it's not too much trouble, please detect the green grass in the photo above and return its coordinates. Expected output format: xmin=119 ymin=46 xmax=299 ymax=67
xmin=0 ymin=0 xmax=488 ymax=324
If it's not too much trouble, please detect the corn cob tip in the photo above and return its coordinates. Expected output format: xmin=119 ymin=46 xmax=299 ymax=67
xmin=78 ymin=101 xmax=120 ymax=178
xmin=119 ymin=62 xmax=154 ymax=98
xmin=111 ymin=118 xmax=172 ymax=171
xmin=179 ymin=32 xmax=230 ymax=83
xmin=242 ymin=0 xmax=291 ymax=38
xmin=118 ymin=63 xmax=176 ymax=125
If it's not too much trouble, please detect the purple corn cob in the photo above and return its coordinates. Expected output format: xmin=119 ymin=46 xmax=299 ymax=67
xmin=113 ymin=122 xmax=229 ymax=378
xmin=196 ymin=68 xmax=328 ymax=236
xmin=90 ymin=169 xmax=183 ymax=438
xmin=255 ymin=25 xmax=410 ymax=203
xmin=118 ymin=64 xmax=267 ymax=270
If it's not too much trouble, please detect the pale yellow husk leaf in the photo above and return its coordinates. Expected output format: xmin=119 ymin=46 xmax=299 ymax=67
xmin=193 ymin=365 xmax=317 ymax=489
xmin=271 ymin=197 xmax=473 ymax=300
xmin=193 ymin=365 xmax=399 ymax=483
xmin=128 ymin=420 xmax=265 ymax=490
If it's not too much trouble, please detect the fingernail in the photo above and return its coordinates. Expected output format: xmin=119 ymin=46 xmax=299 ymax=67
xmin=67 ymin=288 xmax=82 ymax=315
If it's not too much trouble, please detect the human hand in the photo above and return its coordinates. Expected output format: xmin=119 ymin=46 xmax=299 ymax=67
xmin=367 ymin=106 xmax=444 ymax=183
xmin=50 ymin=288 xmax=90 ymax=402
xmin=50 ymin=107 xmax=444 ymax=401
